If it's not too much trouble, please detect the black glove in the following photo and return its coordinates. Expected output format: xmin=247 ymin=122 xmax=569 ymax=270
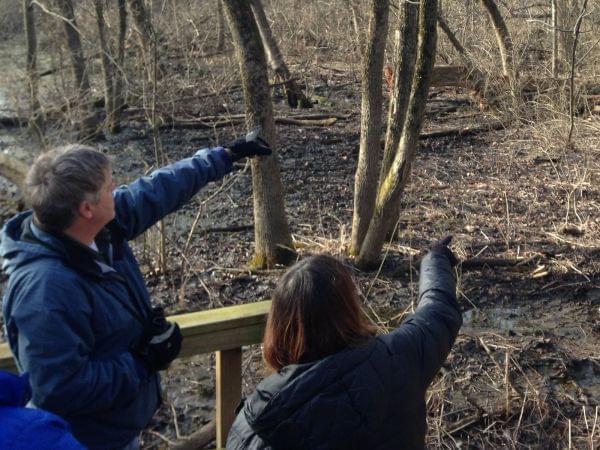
xmin=226 ymin=135 xmax=272 ymax=162
xmin=135 ymin=308 xmax=182 ymax=372
xmin=430 ymin=235 xmax=459 ymax=267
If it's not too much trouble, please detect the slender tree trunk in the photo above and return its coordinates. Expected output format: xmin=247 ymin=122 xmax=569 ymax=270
xmin=350 ymin=0 xmax=389 ymax=255
xmin=551 ymin=0 xmax=559 ymax=77
xmin=112 ymin=0 xmax=128 ymax=132
xmin=346 ymin=0 xmax=366 ymax=59
xmin=94 ymin=0 xmax=116 ymax=132
xmin=479 ymin=0 xmax=514 ymax=80
xmin=374 ymin=0 xmax=419 ymax=241
xmin=127 ymin=0 xmax=154 ymax=77
xmin=356 ymin=0 xmax=439 ymax=269
xmin=567 ymin=0 xmax=588 ymax=145
xmin=249 ymin=0 xmax=311 ymax=108
xmin=55 ymin=0 xmax=91 ymax=99
xmin=222 ymin=0 xmax=295 ymax=269
xmin=216 ymin=0 xmax=226 ymax=51
xmin=23 ymin=0 xmax=45 ymax=142
xmin=381 ymin=1 xmax=418 ymax=183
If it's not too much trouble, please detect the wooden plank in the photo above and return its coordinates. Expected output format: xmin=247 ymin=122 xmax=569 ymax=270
xmin=0 ymin=343 xmax=17 ymax=373
xmin=216 ymin=348 xmax=242 ymax=449
xmin=0 ymin=300 xmax=271 ymax=374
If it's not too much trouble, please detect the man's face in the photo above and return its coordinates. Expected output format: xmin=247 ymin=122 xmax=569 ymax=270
xmin=91 ymin=168 xmax=116 ymax=227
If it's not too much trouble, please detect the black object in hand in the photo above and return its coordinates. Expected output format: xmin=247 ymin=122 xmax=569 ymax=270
xmin=135 ymin=308 xmax=182 ymax=372
xmin=226 ymin=135 xmax=272 ymax=162
xmin=431 ymin=235 xmax=459 ymax=267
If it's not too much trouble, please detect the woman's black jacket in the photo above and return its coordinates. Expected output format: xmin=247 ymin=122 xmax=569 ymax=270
xmin=227 ymin=250 xmax=463 ymax=450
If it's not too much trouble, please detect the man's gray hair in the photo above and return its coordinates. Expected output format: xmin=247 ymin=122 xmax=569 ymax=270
xmin=24 ymin=145 xmax=111 ymax=231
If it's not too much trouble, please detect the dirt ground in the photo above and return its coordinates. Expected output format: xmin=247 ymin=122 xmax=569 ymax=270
xmin=1 ymin=47 xmax=599 ymax=448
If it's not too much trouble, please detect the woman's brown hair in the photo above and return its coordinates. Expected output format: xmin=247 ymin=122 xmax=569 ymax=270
xmin=263 ymin=255 xmax=377 ymax=371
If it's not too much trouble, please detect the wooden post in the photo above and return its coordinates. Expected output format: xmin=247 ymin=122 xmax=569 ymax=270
xmin=216 ymin=348 xmax=242 ymax=448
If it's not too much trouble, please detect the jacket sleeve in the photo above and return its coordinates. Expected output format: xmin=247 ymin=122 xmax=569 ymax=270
xmin=12 ymin=275 xmax=149 ymax=416
xmin=111 ymin=147 xmax=233 ymax=241
xmin=383 ymin=251 xmax=462 ymax=388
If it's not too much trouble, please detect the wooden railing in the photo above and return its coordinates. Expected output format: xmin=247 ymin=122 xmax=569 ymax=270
xmin=0 ymin=300 xmax=271 ymax=448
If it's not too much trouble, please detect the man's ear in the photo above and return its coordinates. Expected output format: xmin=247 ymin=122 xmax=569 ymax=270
xmin=78 ymin=201 xmax=94 ymax=220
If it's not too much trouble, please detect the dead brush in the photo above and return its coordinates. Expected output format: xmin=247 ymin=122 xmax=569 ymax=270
xmin=425 ymin=332 xmax=599 ymax=448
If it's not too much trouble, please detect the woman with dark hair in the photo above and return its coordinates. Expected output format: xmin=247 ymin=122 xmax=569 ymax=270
xmin=227 ymin=237 xmax=462 ymax=450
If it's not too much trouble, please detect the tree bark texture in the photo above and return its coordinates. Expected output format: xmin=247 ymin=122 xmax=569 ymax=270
xmin=356 ymin=0 xmax=439 ymax=269
xmin=551 ymin=0 xmax=559 ymax=77
xmin=55 ymin=0 xmax=91 ymax=99
xmin=381 ymin=1 xmax=418 ymax=184
xmin=479 ymin=0 xmax=514 ymax=80
xmin=94 ymin=0 xmax=117 ymax=132
xmin=222 ymin=0 xmax=295 ymax=269
xmin=249 ymin=0 xmax=311 ymax=108
xmin=112 ymin=0 xmax=128 ymax=132
xmin=350 ymin=0 xmax=389 ymax=255
xmin=127 ymin=0 xmax=155 ymax=76
xmin=23 ymin=0 xmax=45 ymax=141
xmin=216 ymin=0 xmax=226 ymax=51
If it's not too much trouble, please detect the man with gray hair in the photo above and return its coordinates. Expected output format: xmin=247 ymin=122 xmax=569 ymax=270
xmin=1 ymin=137 xmax=270 ymax=449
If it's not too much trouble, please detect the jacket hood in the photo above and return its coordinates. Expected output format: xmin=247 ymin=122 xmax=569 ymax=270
xmin=0 ymin=212 xmax=67 ymax=275
xmin=244 ymin=339 xmax=384 ymax=445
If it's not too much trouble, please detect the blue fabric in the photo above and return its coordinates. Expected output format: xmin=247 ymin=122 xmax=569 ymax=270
xmin=227 ymin=251 xmax=463 ymax=450
xmin=1 ymin=148 xmax=232 ymax=449
xmin=0 ymin=371 xmax=85 ymax=450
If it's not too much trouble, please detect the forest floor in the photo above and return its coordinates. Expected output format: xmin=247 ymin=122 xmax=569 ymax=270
xmin=0 ymin=42 xmax=599 ymax=448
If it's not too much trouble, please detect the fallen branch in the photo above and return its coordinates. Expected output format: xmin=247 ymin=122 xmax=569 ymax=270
xmin=171 ymin=419 xmax=216 ymax=450
xmin=420 ymin=122 xmax=505 ymax=140
xmin=392 ymin=255 xmax=540 ymax=276
xmin=198 ymin=224 xmax=253 ymax=235
xmin=142 ymin=115 xmax=344 ymax=130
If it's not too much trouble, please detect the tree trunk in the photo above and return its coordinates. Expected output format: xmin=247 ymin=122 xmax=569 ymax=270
xmin=127 ymin=0 xmax=154 ymax=75
xmin=249 ymin=0 xmax=311 ymax=108
xmin=94 ymin=0 xmax=116 ymax=132
xmin=381 ymin=1 xmax=418 ymax=183
xmin=346 ymin=0 xmax=366 ymax=59
xmin=479 ymin=0 xmax=514 ymax=80
xmin=350 ymin=0 xmax=389 ymax=255
xmin=222 ymin=0 xmax=295 ymax=269
xmin=55 ymin=0 xmax=91 ymax=99
xmin=375 ymin=0 xmax=419 ymax=241
xmin=23 ymin=0 xmax=45 ymax=141
xmin=216 ymin=0 xmax=226 ymax=51
xmin=356 ymin=0 xmax=438 ymax=269
xmin=112 ymin=0 xmax=128 ymax=133
xmin=551 ymin=0 xmax=559 ymax=77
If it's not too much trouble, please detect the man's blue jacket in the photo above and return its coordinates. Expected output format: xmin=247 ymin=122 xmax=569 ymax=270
xmin=1 ymin=148 xmax=232 ymax=449
xmin=226 ymin=251 xmax=463 ymax=450
xmin=0 ymin=371 xmax=85 ymax=449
